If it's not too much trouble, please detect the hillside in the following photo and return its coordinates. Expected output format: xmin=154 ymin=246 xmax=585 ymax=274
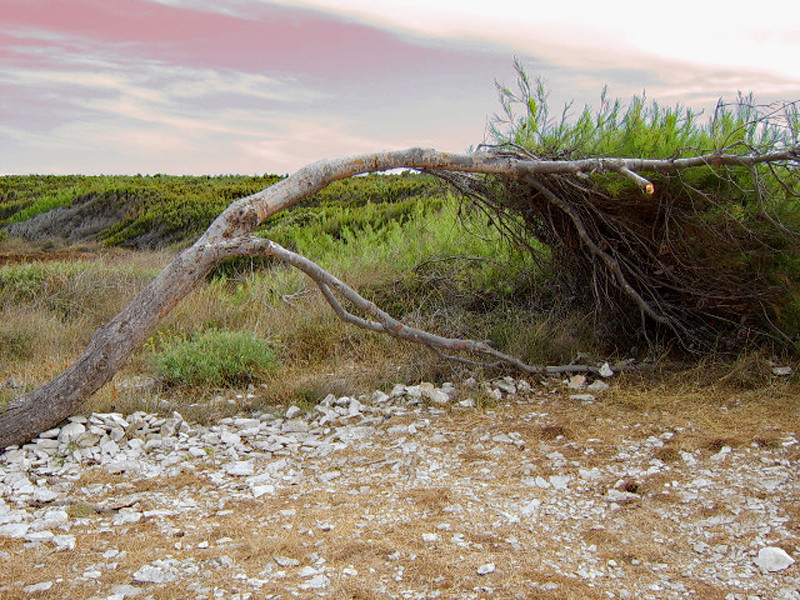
xmin=0 ymin=173 xmax=443 ymax=250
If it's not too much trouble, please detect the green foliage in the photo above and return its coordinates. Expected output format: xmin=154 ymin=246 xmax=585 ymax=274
xmin=492 ymin=59 xmax=798 ymax=161
xmin=488 ymin=61 xmax=800 ymax=351
xmin=0 ymin=174 xmax=284 ymax=247
xmin=0 ymin=172 xmax=443 ymax=250
xmin=0 ymin=262 xmax=49 ymax=301
xmin=150 ymin=329 xmax=278 ymax=387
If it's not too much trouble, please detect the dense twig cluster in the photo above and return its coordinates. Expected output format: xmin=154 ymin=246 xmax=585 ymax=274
xmin=441 ymin=143 xmax=800 ymax=353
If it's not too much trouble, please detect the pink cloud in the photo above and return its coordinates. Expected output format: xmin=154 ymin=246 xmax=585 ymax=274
xmin=2 ymin=0 xmax=463 ymax=80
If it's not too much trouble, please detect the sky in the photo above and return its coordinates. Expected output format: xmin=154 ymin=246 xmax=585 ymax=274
xmin=2 ymin=0 xmax=799 ymax=175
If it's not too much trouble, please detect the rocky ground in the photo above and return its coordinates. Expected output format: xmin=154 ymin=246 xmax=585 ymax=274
xmin=1 ymin=375 xmax=798 ymax=599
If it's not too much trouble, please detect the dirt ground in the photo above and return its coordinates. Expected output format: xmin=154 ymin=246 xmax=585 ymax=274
xmin=1 ymin=374 xmax=798 ymax=600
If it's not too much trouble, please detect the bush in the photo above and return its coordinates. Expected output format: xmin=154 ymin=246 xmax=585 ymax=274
xmin=150 ymin=329 xmax=278 ymax=387
xmin=479 ymin=61 xmax=800 ymax=353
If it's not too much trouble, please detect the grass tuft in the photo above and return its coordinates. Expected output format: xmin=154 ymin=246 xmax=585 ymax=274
xmin=150 ymin=329 xmax=278 ymax=387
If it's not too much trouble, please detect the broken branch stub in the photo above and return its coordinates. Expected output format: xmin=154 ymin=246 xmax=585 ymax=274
xmin=1 ymin=146 xmax=798 ymax=448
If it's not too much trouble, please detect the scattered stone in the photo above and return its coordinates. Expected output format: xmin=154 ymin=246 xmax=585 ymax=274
xmin=300 ymin=574 xmax=330 ymax=589
xmin=275 ymin=556 xmax=301 ymax=567
xmin=587 ymin=380 xmax=609 ymax=392
xmin=771 ymin=366 xmax=793 ymax=376
xmin=23 ymin=581 xmax=53 ymax=593
xmin=109 ymin=584 xmax=143 ymax=597
xmin=225 ymin=461 xmax=255 ymax=477
xmin=0 ymin=377 xmax=796 ymax=599
xmin=52 ymin=534 xmax=76 ymax=551
xmin=132 ymin=563 xmax=179 ymax=583
xmin=285 ymin=405 xmax=302 ymax=419
xmin=755 ymin=547 xmax=795 ymax=572
xmin=0 ymin=522 xmax=29 ymax=538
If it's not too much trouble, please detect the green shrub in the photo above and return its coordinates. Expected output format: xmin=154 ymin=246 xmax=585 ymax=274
xmin=483 ymin=61 xmax=800 ymax=353
xmin=150 ymin=329 xmax=278 ymax=387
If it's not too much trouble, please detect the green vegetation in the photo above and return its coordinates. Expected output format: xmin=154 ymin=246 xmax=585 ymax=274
xmin=150 ymin=329 xmax=278 ymax=387
xmin=484 ymin=62 xmax=800 ymax=352
xmin=0 ymin=172 xmax=443 ymax=249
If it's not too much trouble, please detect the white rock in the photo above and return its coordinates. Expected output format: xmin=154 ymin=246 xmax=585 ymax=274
xmin=132 ymin=564 xmax=178 ymax=583
xmin=282 ymin=419 xmax=309 ymax=433
xmin=219 ymin=431 xmax=242 ymax=445
xmin=300 ymin=575 xmax=330 ymax=589
xmin=23 ymin=581 xmax=53 ymax=593
xmin=103 ymin=460 xmax=141 ymax=475
xmin=318 ymin=470 xmax=341 ymax=483
xmin=252 ymin=484 xmax=275 ymax=498
xmin=587 ymin=380 xmax=610 ymax=392
xmin=520 ymin=499 xmax=541 ymax=517
xmin=423 ymin=388 xmax=450 ymax=404
xmin=336 ymin=425 xmax=376 ymax=442
xmin=422 ymin=533 xmax=440 ymax=543
xmin=111 ymin=510 xmax=142 ymax=526
xmin=235 ymin=418 xmax=261 ymax=430
xmin=604 ymin=489 xmax=639 ymax=503
xmin=579 ymin=468 xmax=602 ymax=481
xmin=772 ymin=366 xmax=793 ymax=376
xmin=477 ymin=563 xmax=496 ymax=575
xmin=285 ymin=405 xmax=302 ymax=419
xmin=110 ymin=583 xmax=143 ymax=597
xmin=30 ymin=509 xmax=68 ymax=531
xmin=348 ymin=398 xmax=364 ymax=416
xmin=599 ymin=363 xmax=614 ymax=377
xmin=371 ymin=391 xmax=390 ymax=404
xmin=32 ymin=487 xmax=59 ymax=503
xmin=225 ymin=461 xmax=255 ymax=476
xmin=275 ymin=556 xmax=300 ymax=567
xmin=549 ymin=475 xmax=571 ymax=490
xmin=58 ymin=422 xmax=86 ymax=443
xmin=25 ymin=529 xmax=54 ymax=543
xmin=494 ymin=379 xmax=516 ymax=394
xmin=0 ymin=522 xmax=30 ymax=538
xmin=52 ymin=534 xmax=76 ymax=551
xmin=755 ymin=547 xmax=795 ymax=572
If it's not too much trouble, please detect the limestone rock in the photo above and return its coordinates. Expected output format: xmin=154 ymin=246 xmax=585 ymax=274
xmin=755 ymin=547 xmax=795 ymax=572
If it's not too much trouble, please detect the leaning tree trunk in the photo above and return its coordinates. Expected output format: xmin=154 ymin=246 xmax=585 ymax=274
xmin=1 ymin=147 xmax=796 ymax=448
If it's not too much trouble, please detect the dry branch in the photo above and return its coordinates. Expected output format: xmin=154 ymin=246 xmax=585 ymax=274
xmin=210 ymin=237 xmax=607 ymax=376
xmin=1 ymin=146 xmax=798 ymax=448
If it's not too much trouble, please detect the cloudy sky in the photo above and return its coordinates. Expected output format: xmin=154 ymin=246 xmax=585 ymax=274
xmin=2 ymin=0 xmax=799 ymax=175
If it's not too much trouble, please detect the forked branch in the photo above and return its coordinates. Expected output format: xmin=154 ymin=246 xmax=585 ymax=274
xmin=210 ymin=237 xmax=610 ymax=375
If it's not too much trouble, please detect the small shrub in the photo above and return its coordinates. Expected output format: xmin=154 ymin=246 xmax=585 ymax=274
xmin=150 ymin=329 xmax=278 ymax=387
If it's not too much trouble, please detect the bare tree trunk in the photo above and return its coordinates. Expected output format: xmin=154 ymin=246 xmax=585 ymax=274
xmin=1 ymin=147 xmax=796 ymax=448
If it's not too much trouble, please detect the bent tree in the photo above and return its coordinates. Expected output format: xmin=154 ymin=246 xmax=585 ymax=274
xmin=1 ymin=146 xmax=798 ymax=448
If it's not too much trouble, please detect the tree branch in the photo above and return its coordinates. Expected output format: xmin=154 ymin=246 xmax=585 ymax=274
xmin=208 ymin=237 xmax=613 ymax=376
